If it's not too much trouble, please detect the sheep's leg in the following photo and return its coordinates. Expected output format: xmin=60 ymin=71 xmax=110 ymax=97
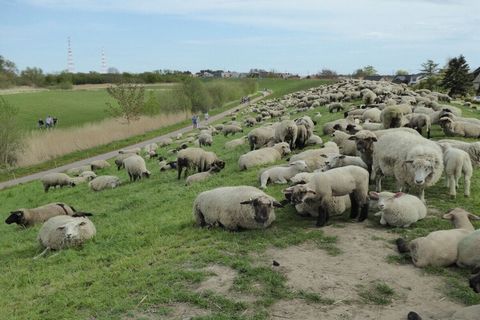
xmin=375 ymin=174 xmax=383 ymax=192
xmin=33 ymin=248 xmax=50 ymax=260
xmin=358 ymin=200 xmax=369 ymax=222
xmin=395 ymin=238 xmax=410 ymax=253
xmin=177 ymin=166 xmax=182 ymax=180
xmin=260 ymin=174 xmax=269 ymax=189
xmin=448 ymin=174 xmax=456 ymax=197
xmin=470 ymin=272 xmax=480 ymax=293
xmin=419 ymin=189 xmax=425 ymax=203
xmin=316 ymin=206 xmax=330 ymax=227
xmin=195 ymin=209 xmax=206 ymax=227
xmin=427 ymin=128 xmax=431 ymax=139
xmin=445 ymin=174 xmax=450 ymax=188
xmin=349 ymin=193 xmax=359 ymax=219
xmin=464 ymin=175 xmax=471 ymax=197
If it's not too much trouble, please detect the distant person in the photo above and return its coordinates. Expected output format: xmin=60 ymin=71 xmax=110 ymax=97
xmin=45 ymin=115 xmax=53 ymax=128
xmin=192 ymin=115 xmax=198 ymax=129
xmin=204 ymin=112 xmax=209 ymax=122
xmin=53 ymin=117 xmax=58 ymax=127
xmin=38 ymin=119 xmax=44 ymax=129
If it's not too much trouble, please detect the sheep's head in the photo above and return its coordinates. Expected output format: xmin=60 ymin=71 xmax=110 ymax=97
xmin=213 ymin=159 xmax=225 ymax=170
xmin=369 ymin=191 xmax=403 ymax=210
xmin=405 ymin=158 xmax=435 ymax=185
xmin=290 ymin=160 xmax=308 ymax=172
xmin=282 ymin=185 xmax=316 ymax=205
xmin=274 ymin=143 xmax=291 ymax=156
xmin=240 ymin=196 xmax=282 ymax=223
xmin=349 ymin=134 xmax=377 ymax=154
xmin=5 ymin=210 xmax=24 ymax=225
xmin=56 ymin=219 xmax=90 ymax=247
xmin=70 ymin=181 xmax=77 ymax=187
xmin=442 ymin=208 xmax=480 ymax=229
xmin=142 ymin=170 xmax=151 ymax=179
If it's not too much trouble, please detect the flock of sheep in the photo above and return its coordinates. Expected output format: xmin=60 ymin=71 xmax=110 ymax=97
xmin=4 ymin=79 xmax=480 ymax=318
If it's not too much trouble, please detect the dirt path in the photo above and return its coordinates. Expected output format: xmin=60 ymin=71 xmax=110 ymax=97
xmin=0 ymin=92 xmax=269 ymax=191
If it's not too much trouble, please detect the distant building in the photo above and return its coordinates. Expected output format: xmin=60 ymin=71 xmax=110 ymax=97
xmin=472 ymin=67 xmax=480 ymax=94
xmin=363 ymin=75 xmax=391 ymax=82
xmin=221 ymin=71 xmax=240 ymax=78
xmin=392 ymin=74 xmax=426 ymax=85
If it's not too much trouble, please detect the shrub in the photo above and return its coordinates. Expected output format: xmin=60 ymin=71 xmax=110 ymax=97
xmin=0 ymin=97 xmax=23 ymax=168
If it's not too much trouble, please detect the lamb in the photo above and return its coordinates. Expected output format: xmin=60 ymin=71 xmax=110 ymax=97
xmin=238 ymin=142 xmax=291 ymax=170
xmin=5 ymin=202 xmax=82 ymax=227
xmin=123 ymin=155 xmax=151 ymax=182
xmin=259 ymin=160 xmax=308 ymax=189
xmin=177 ymin=148 xmax=225 ymax=179
xmin=66 ymin=165 xmax=92 ymax=176
xmin=380 ymin=105 xmax=409 ymax=128
xmin=198 ymin=132 xmax=213 ymax=147
xmin=439 ymin=117 xmax=480 ymax=138
xmin=37 ymin=215 xmax=96 ymax=252
xmin=185 ymin=165 xmax=222 ymax=186
xmin=222 ymin=124 xmax=243 ymax=136
xmin=90 ymin=160 xmax=111 ymax=170
xmin=288 ymin=142 xmax=339 ymax=171
xmin=437 ymin=139 xmax=480 ymax=167
xmin=72 ymin=171 xmax=97 ymax=185
xmin=404 ymin=113 xmax=431 ymax=138
xmin=396 ymin=208 xmax=479 ymax=267
xmin=305 ymin=134 xmax=323 ymax=146
xmin=282 ymin=165 xmax=370 ymax=227
xmin=119 ymin=147 xmax=141 ymax=154
xmin=369 ymin=191 xmax=426 ymax=227
xmin=274 ymin=120 xmax=298 ymax=149
xmin=88 ymin=175 xmax=121 ymax=191
xmin=292 ymin=195 xmax=351 ymax=218
xmin=114 ymin=153 xmax=136 ymax=170
xmin=193 ymin=186 xmax=282 ymax=230
xmin=324 ymin=155 xmax=368 ymax=170
xmin=248 ymin=125 xmax=276 ymax=150
xmin=442 ymin=145 xmax=473 ymax=198
xmin=371 ymin=131 xmax=443 ymax=201
xmin=361 ymin=108 xmax=381 ymax=123
xmin=225 ymin=136 xmax=246 ymax=149
xmin=331 ymin=130 xmax=357 ymax=156
xmin=41 ymin=173 xmax=76 ymax=193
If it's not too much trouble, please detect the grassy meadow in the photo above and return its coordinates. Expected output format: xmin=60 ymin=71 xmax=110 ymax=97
xmin=1 ymin=91 xmax=480 ymax=319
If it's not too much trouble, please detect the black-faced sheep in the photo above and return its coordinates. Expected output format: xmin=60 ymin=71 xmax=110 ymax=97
xmin=193 ymin=186 xmax=282 ymax=230
xmin=222 ymin=124 xmax=243 ymax=137
xmin=41 ymin=173 xmax=76 ymax=193
xmin=198 ymin=132 xmax=213 ymax=147
xmin=123 ymin=155 xmax=151 ymax=182
xmin=114 ymin=153 xmax=136 ymax=170
xmin=177 ymin=148 xmax=225 ymax=179
xmin=274 ymin=120 xmax=298 ymax=149
xmin=248 ymin=125 xmax=276 ymax=150
xmin=439 ymin=117 xmax=480 ymax=138
xmin=5 ymin=203 xmax=84 ymax=227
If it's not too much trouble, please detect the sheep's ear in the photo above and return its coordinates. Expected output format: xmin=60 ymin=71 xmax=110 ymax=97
xmin=348 ymin=136 xmax=357 ymax=141
xmin=393 ymin=192 xmax=404 ymax=198
xmin=369 ymin=191 xmax=379 ymax=200
xmin=282 ymin=187 xmax=293 ymax=195
xmin=370 ymin=137 xmax=378 ymax=142
xmin=339 ymin=155 xmax=346 ymax=159
xmin=405 ymin=160 xmax=414 ymax=164
xmin=468 ymin=213 xmax=480 ymax=220
xmin=442 ymin=213 xmax=453 ymax=220
xmin=272 ymin=200 xmax=284 ymax=208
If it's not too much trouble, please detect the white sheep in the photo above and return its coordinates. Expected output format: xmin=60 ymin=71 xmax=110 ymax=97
xmin=331 ymin=130 xmax=357 ymax=156
xmin=5 ymin=202 xmax=80 ymax=227
xmin=259 ymin=160 xmax=308 ymax=189
xmin=177 ymin=148 xmax=225 ymax=179
xmin=457 ymin=229 xmax=480 ymax=269
xmin=372 ymin=131 xmax=443 ymax=201
xmin=157 ymin=137 xmax=173 ymax=147
xmin=369 ymin=191 xmax=426 ymax=227
xmin=37 ymin=215 xmax=96 ymax=254
xmin=193 ymin=186 xmax=282 ymax=230
xmin=198 ymin=132 xmax=213 ymax=147
xmin=225 ymin=136 xmax=247 ymax=149
xmin=238 ymin=142 xmax=291 ymax=171
xmin=274 ymin=120 xmax=298 ymax=149
xmin=305 ymin=134 xmax=323 ymax=146
xmin=88 ymin=175 xmax=121 ymax=191
xmin=123 ymin=155 xmax=151 ymax=182
xmin=442 ymin=145 xmax=473 ymax=198
xmin=143 ymin=143 xmax=159 ymax=158
xmin=90 ymin=160 xmax=111 ymax=170
xmin=289 ymin=142 xmax=339 ymax=171
xmin=439 ymin=117 xmax=480 ymax=138
xmin=324 ymin=154 xmax=367 ymax=171
xmin=66 ymin=165 xmax=92 ymax=176
xmin=248 ymin=125 xmax=277 ymax=150
xmin=114 ymin=153 xmax=136 ymax=170
xmin=119 ymin=147 xmax=141 ymax=154
xmin=185 ymin=165 xmax=222 ymax=186
xmin=222 ymin=124 xmax=243 ymax=136
xmin=41 ymin=173 xmax=76 ymax=193
xmin=361 ymin=108 xmax=381 ymax=123
xmin=283 ymin=165 xmax=370 ymax=227
xmin=437 ymin=139 xmax=480 ymax=167
xmin=396 ymin=208 xmax=479 ymax=267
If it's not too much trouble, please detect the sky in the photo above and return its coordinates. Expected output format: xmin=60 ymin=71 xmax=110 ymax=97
xmin=1 ymin=0 xmax=479 ymax=75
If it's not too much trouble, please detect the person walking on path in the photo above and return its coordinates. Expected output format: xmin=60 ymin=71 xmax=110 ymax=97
xmin=204 ymin=112 xmax=209 ymax=123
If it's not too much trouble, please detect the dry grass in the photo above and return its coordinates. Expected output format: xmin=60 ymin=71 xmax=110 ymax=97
xmin=17 ymin=112 xmax=190 ymax=167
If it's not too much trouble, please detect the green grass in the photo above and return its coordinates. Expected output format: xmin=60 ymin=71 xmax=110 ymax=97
xmin=2 ymin=85 xmax=480 ymax=319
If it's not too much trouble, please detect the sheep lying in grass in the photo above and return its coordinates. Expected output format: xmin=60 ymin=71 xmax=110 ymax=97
xmin=90 ymin=160 xmax=111 ymax=170
xmin=88 ymin=175 xmax=121 ymax=191
xmin=238 ymin=142 xmax=291 ymax=170
xmin=305 ymin=134 xmax=323 ymax=146
xmin=158 ymin=159 xmax=177 ymax=171
xmin=119 ymin=147 xmax=141 ymax=155
xmin=72 ymin=171 xmax=97 ymax=184
xmin=288 ymin=142 xmax=339 ymax=171
xmin=324 ymin=155 xmax=367 ymax=171
xmin=193 ymin=186 xmax=282 ymax=230
xmin=177 ymin=148 xmax=225 ymax=179
xmin=283 ymin=165 xmax=370 ymax=227
xmin=222 ymin=124 xmax=243 ymax=137
xmin=457 ymin=229 xmax=480 ymax=269
xmin=369 ymin=191 xmax=426 ymax=227
xmin=442 ymin=145 xmax=473 ymax=198
xmin=66 ymin=165 xmax=92 ymax=176
xmin=437 ymin=139 xmax=480 ymax=167
xmin=439 ymin=117 xmax=480 ymax=138
xmin=41 ymin=173 xmax=76 ymax=193
xmin=37 ymin=215 xmax=96 ymax=257
xmin=225 ymin=136 xmax=246 ymax=149
xmin=157 ymin=137 xmax=173 ymax=147
xmin=185 ymin=165 xmax=222 ymax=186
xmin=123 ymin=155 xmax=151 ymax=182
xmin=361 ymin=108 xmax=381 ymax=123
xmin=143 ymin=143 xmax=159 ymax=158
xmin=259 ymin=160 xmax=308 ymax=189
xmin=396 ymin=208 xmax=480 ymax=267
xmin=5 ymin=203 xmax=84 ymax=227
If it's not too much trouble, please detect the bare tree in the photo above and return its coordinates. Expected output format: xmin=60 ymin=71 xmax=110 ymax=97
xmin=105 ymin=83 xmax=145 ymax=124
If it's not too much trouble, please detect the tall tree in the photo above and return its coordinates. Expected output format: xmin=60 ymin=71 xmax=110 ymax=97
xmin=20 ymin=67 xmax=45 ymax=87
xmin=0 ymin=97 xmax=23 ymax=168
xmin=352 ymin=65 xmax=378 ymax=78
xmin=420 ymin=59 xmax=439 ymax=76
xmin=441 ymin=55 xmax=473 ymax=97
xmin=105 ymin=83 xmax=145 ymax=124
xmin=0 ymin=55 xmax=18 ymax=88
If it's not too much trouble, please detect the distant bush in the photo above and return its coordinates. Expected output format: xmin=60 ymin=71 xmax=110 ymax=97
xmin=0 ymin=97 xmax=23 ymax=168
xmin=49 ymin=81 xmax=73 ymax=90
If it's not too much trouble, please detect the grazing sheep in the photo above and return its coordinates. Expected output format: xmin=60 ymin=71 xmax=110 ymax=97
xmin=396 ymin=208 xmax=479 ymax=267
xmin=119 ymin=147 xmax=141 ymax=155
xmin=238 ymin=142 xmax=291 ymax=170
xmin=222 ymin=125 xmax=243 ymax=136
xmin=66 ymin=165 xmax=92 ymax=176
xmin=37 ymin=215 xmax=96 ymax=251
xmin=259 ymin=160 xmax=308 ymax=189
xmin=439 ymin=117 xmax=480 ymax=138
xmin=442 ymin=145 xmax=473 ymax=198
xmin=225 ymin=136 xmax=246 ymax=149
xmin=294 ymin=124 xmax=310 ymax=149
xmin=90 ymin=160 xmax=111 ymax=170
xmin=305 ymin=134 xmax=323 ymax=146
xmin=324 ymin=154 xmax=367 ymax=170
xmin=157 ymin=137 xmax=173 ymax=147
xmin=437 ymin=139 xmax=480 ymax=167
xmin=185 ymin=165 xmax=222 ymax=186
xmin=369 ymin=191 xmax=426 ymax=227
xmin=274 ymin=120 xmax=298 ymax=149
xmin=244 ymin=117 xmax=257 ymax=127
xmin=380 ymin=105 xmax=409 ymax=129
xmin=123 ymin=155 xmax=151 ymax=182
xmin=372 ymin=131 xmax=443 ymax=201
xmin=114 ymin=153 xmax=136 ymax=170
xmin=72 ymin=174 xmax=96 ymax=185
xmin=88 ymin=175 xmax=121 ymax=191
xmin=41 ymin=173 xmax=76 ymax=193
xmin=404 ymin=113 xmax=431 ymax=138
xmin=193 ymin=186 xmax=282 ymax=230
xmin=283 ymin=166 xmax=370 ymax=227
xmin=328 ymin=102 xmax=344 ymax=113
xmin=5 ymin=202 xmax=82 ymax=227
xmin=198 ymin=132 xmax=213 ymax=147
xmin=177 ymin=148 xmax=225 ymax=179
xmin=331 ymin=130 xmax=357 ymax=156
xmin=248 ymin=125 xmax=276 ymax=150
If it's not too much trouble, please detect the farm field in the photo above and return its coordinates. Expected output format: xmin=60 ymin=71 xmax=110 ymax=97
xmin=1 ymin=82 xmax=480 ymax=319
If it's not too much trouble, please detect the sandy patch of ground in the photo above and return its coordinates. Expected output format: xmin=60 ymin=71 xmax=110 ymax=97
xmin=124 ymin=303 xmax=210 ymax=320
xmin=265 ymin=223 xmax=464 ymax=320
xmin=195 ymin=265 xmax=238 ymax=294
